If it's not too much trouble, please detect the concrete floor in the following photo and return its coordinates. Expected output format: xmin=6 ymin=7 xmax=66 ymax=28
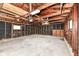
xmin=0 ymin=34 xmax=71 ymax=56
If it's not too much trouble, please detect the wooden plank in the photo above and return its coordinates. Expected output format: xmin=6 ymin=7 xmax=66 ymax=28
xmin=72 ymin=4 xmax=78 ymax=56
xmin=48 ymin=16 xmax=66 ymax=21
xmin=2 ymin=3 xmax=28 ymax=16
xmin=24 ymin=3 xmax=57 ymax=17
xmin=41 ymin=9 xmax=71 ymax=18
xmin=78 ymin=3 xmax=79 ymax=56
xmin=40 ymin=4 xmax=74 ymax=15
xmin=49 ymin=19 xmax=65 ymax=23
xmin=0 ymin=9 xmax=17 ymax=16
xmin=37 ymin=3 xmax=56 ymax=10
xmin=0 ymin=15 xmax=14 ymax=20
xmin=52 ymin=30 xmax=64 ymax=37
xmin=11 ymin=23 xmax=13 ymax=38
xmin=48 ymin=3 xmax=74 ymax=9
xmin=4 ymin=22 xmax=6 ymax=38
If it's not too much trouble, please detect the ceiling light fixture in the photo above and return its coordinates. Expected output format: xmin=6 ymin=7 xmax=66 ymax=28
xmin=29 ymin=18 xmax=33 ymax=22
xmin=42 ymin=18 xmax=49 ymax=25
xmin=29 ymin=15 xmax=33 ymax=22
xmin=30 ymin=9 xmax=40 ymax=15
xmin=17 ymin=19 xmax=19 ymax=21
xmin=42 ymin=21 xmax=49 ymax=25
xmin=15 ymin=15 xmax=19 ymax=17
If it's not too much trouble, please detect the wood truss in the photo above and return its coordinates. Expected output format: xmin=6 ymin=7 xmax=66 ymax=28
xmin=0 ymin=3 xmax=74 ymax=24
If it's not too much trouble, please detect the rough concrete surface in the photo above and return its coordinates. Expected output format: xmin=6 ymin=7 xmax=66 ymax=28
xmin=0 ymin=34 xmax=71 ymax=56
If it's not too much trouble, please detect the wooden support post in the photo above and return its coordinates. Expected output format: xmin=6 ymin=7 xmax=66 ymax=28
xmin=21 ymin=25 xmax=23 ymax=36
xmin=23 ymin=25 xmax=25 ymax=35
xmin=4 ymin=21 xmax=6 ymax=38
xmin=11 ymin=23 xmax=13 ymax=38
xmin=72 ymin=4 xmax=78 ymax=56
xmin=24 ymin=24 xmax=26 ymax=35
xmin=77 ymin=3 xmax=79 ymax=56
xmin=64 ymin=20 xmax=68 ymax=39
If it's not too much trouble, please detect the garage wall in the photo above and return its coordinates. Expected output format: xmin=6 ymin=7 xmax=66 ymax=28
xmin=22 ymin=22 xmax=64 ymax=35
xmin=37 ymin=25 xmax=53 ymax=35
xmin=64 ymin=20 xmax=72 ymax=46
xmin=0 ymin=21 xmax=11 ymax=39
xmin=0 ymin=22 xmax=5 ymax=39
xmin=0 ymin=21 xmax=64 ymax=39
xmin=6 ymin=22 xmax=11 ymax=38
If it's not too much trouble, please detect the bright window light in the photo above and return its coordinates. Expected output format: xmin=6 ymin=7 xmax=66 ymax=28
xmin=69 ymin=20 xmax=73 ymax=29
xmin=13 ymin=25 xmax=21 ymax=30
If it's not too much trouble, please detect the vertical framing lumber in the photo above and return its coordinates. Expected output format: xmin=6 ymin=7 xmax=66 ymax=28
xmin=11 ymin=23 xmax=13 ymax=38
xmin=77 ymin=3 xmax=79 ymax=56
xmin=72 ymin=4 xmax=78 ymax=56
xmin=21 ymin=24 xmax=23 ymax=36
xmin=24 ymin=24 xmax=26 ymax=35
xmin=4 ymin=21 xmax=6 ymax=38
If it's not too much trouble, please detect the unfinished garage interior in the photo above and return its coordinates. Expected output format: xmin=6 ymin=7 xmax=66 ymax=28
xmin=0 ymin=3 xmax=78 ymax=56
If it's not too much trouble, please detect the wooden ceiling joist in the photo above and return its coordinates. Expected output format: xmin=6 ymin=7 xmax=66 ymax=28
xmin=0 ymin=9 xmax=17 ymax=16
xmin=0 ymin=9 xmax=28 ymax=21
xmin=49 ymin=3 xmax=74 ymax=9
xmin=0 ymin=3 xmax=74 ymax=24
xmin=23 ymin=3 xmax=57 ymax=17
xmin=0 ymin=3 xmax=29 ymax=22
xmin=2 ymin=3 xmax=29 ymax=16
xmin=0 ymin=14 xmax=14 ymax=20
xmin=49 ymin=18 xmax=65 ymax=22
xmin=49 ymin=16 xmax=66 ymax=20
xmin=41 ymin=9 xmax=71 ymax=18
xmin=37 ymin=3 xmax=57 ymax=10
xmin=49 ymin=19 xmax=65 ymax=23
xmin=40 ymin=4 xmax=73 ymax=15
xmin=64 ymin=3 xmax=74 ymax=8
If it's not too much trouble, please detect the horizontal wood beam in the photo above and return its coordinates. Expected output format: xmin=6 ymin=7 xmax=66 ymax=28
xmin=24 ymin=3 xmax=57 ymax=17
xmin=51 ymin=3 xmax=74 ymax=9
xmin=0 ymin=3 xmax=29 ymax=20
xmin=33 ymin=13 xmax=69 ymax=22
xmin=0 ymin=9 xmax=28 ymax=21
xmin=0 ymin=14 xmax=27 ymax=24
xmin=49 ymin=17 xmax=65 ymax=22
xmin=64 ymin=3 xmax=74 ymax=8
xmin=40 ymin=9 xmax=70 ymax=15
xmin=40 ymin=3 xmax=73 ymax=16
xmin=37 ymin=3 xmax=57 ymax=10
xmin=0 ymin=14 xmax=14 ymax=20
xmin=49 ymin=19 xmax=65 ymax=23
xmin=41 ymin=9 xmax=71 ymax=18
xmin=48 ymin=13 xmax=69 ymax=20
xmin=0 ymin=9 xmax=16 ymax=16
xmin=2 ymin=3 xmax=28 ymax=16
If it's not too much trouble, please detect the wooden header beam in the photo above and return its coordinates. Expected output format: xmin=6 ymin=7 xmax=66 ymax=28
xmin=48 ymin=17 xmax=66 ymax=22
xmin=49 ymin=19 xmax=65 ymax=23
